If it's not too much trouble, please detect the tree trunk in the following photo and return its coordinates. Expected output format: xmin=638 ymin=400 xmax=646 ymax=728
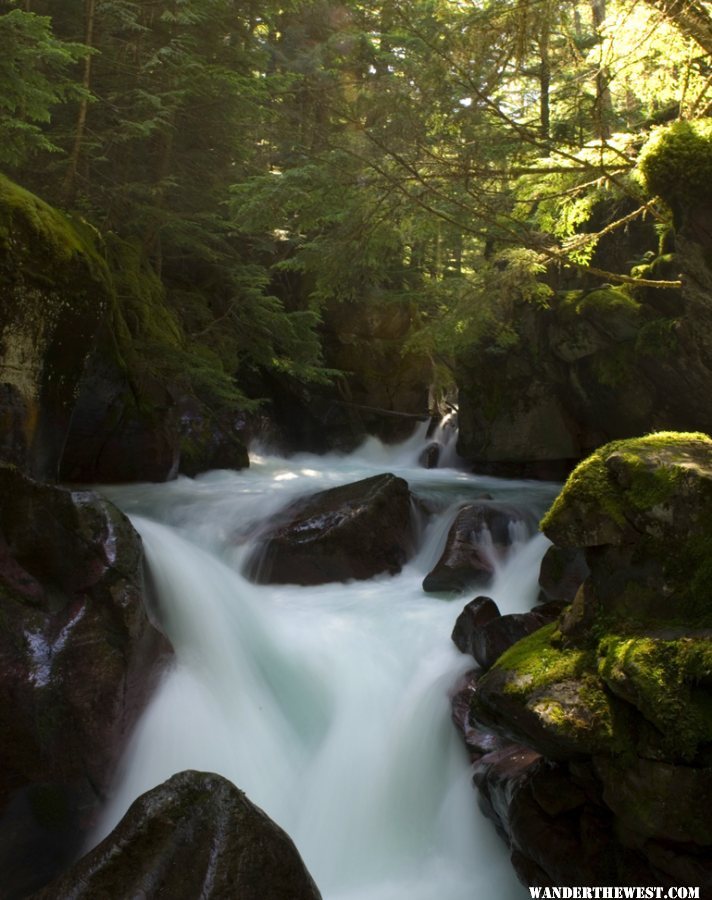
xmin=61 ymin=0 xmax=96 ymax=205
xmin=643 ymin=0 xmax=712 ymax=57
xmin=591 ymin=0 xmax=614 ymax=139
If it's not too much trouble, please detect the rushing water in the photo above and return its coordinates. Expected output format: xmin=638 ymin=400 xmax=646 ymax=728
xmin=95 ymin=424 xmax=558 ymax=900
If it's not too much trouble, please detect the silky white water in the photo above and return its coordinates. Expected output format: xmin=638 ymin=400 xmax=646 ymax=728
xmin=96 ymin=425 xmax=558 ymax=900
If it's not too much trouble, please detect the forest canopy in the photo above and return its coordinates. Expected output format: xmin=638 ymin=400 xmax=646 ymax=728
xmin=1 ymin=0 xmax=710 ymax=405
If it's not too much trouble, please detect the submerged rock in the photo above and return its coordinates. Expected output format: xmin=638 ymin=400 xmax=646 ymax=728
xmin=32 ymin=771 xmax=322 ymax=900
xmin=423 ymin=502 xmax=537 ymax=593
xmin=245 ymin=473 xmax=415 ymax=585
xmin=0 ymin=464 xmax=170 ymax=897
xmin=463 ymin=433 xmax=712 ymax=888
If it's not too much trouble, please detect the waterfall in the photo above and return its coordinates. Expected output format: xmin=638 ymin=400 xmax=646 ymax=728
xmin=95 ymin=428 xmax=558 ymax=900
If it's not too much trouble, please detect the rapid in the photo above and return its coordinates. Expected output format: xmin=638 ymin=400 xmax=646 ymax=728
xmin=94 ymin=422 xmax=558 ymax=900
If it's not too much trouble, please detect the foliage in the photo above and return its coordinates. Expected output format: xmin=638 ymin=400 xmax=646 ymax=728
xmin=638 ymin=118 xmax=712 ymax=209
xmin=0 ymin=0 xmax=709 ymax=414
xmin=0 ymin=8 xmax=87 ymax=167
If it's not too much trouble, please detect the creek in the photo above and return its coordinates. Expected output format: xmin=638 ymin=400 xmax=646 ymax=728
xmin=95 ymin=423 xmax=559 ymax=900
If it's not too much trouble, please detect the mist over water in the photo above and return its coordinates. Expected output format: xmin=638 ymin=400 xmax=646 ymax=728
xmin=96 ymin=426 xmax=558 ymax=900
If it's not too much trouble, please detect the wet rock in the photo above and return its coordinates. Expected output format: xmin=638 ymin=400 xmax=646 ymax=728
xmin=245 ymin=473 xmax=414 ymax=585
xmin=450 ymin=670 xmax=508 ymax=762
xmin=451 ymin=596 xmax=500 ymax=657
xmin=32 ymin=771 xmax=322 ymax=900
xmin=470 ymin=612 xmax=552 ymax=672
xmin=418 ymin=441 xmax=441 ymax=469
xmin=422 ymin=502 xmax=537 ymax=593
xmin=178 ymin=401 xmax=249 ymax=476
xmin=0 ymin=464 xmax=170 ymax=896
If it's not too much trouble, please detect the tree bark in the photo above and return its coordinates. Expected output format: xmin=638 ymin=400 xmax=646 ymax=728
xmin=61 ymin=0 xmax=96 ymax=205
xmin=643 ymin=0 xmax=712 ymax=57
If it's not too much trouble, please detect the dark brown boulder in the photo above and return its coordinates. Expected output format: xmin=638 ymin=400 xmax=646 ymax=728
xmin=451 ymin=596 xmax=501 ymax=657
xmin=246 ymin=473 xmax=415 ymax=585
xmin=32 ymin=771 xmax=322 ymax=900
xmin=0 ymin=464 xmax=170 ymax=897
xmin=470 ymin=611 xmax=557 ymax=672
xmin=423 ymin=502 xmax=537 ymax=593
xmin=418 ymin=442 xmax=441 ymax=469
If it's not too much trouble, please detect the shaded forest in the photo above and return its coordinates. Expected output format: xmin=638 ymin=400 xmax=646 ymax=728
xmin=2 ymin=0 xmax=712 ymax=480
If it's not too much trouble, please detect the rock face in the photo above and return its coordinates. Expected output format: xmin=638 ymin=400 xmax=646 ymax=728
xmin=0 ymin=175 xmax=112 ymax=481
xmin=423 ymin=502 xmax=537 ymax=593
xmin=465 ymin=434 xmax=712 ymax=888
xmin=0 ymin=176 xmax=246 ymax=484
xmin=0 ymin=464 xmax=170 ymax=897
xmin=456 ymin=151 xmax=712 ymax=478
xmin=33 ymin=770 xmax=322 ymax=900
xmin=246 ymin=473 xmax=415 ymax=585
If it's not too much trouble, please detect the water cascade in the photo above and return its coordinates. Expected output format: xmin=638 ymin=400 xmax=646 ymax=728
xmin=96 ymin=428 xmax=558 ymax=900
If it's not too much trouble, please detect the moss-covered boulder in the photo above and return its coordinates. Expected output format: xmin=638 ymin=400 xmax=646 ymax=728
xmin=0 ymin=175 xmax=112 ymax=480
xmin=0 ymin=464 xmax=171 ymax=896
xmin=466 ymin=433 xmax=712 ymax=888
xmin=33 ymin=771 xmax=322 ymax=900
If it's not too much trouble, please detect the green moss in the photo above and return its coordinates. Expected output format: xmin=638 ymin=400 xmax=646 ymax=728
xmin=496 ymin=623 xmax=585 ymax=688
xmin=634 ymin=317 xmax=679 ymax=357
xmin=598 ymin=634 xmax=712 ymax=760
xmin=591 ymin=344 xmax=634 ymax=388
xmin=638 ymin=118 xmax=712 ymax=210
xmin=577 ymin=287 xmax=640 ymax=316
xmin=493 ymin=624 xmax=630 ymax=754
xmin=0 ymin=173 xmax=110 ymax=288
xmin=541 ymin=431 xmax=712 ymax=533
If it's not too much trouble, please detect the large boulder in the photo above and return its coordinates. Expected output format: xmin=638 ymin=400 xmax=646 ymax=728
xmin=32 ymin=770 xmax=322 ymax=900
xmin=464 ymin=434 xmax=712 ymax=887
xmin=0 ymin=464 xmax=170 ymax=897
xmin=0 ymin=175 xmax=112 ymax=481
xmin=246 ymin=473 xmax=415 ymax=585
xmin=423 ymin=501 xmax=537 ymax=593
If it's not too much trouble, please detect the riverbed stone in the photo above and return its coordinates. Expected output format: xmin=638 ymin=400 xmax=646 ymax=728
xmin=423 ymin=501 xmax=537 ymax=593
xmin=32 ymin=770 xmax=323 ymax=900
xmin=245 ymin=473 xmax=415 ymax=585
xmin=451 ymin=596 xmax=501 ymax=657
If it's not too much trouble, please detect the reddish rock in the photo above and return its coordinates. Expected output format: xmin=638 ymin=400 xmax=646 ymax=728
xmin=0 ymin=464 xmax=171 ymax=896
xmin=423 ymin=502 xmax=536 ymax=593
xmin=451 ymin=596 xmax=501 ymax=657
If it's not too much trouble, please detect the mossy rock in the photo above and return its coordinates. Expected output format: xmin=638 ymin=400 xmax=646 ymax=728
xmin=595 ymin=756 xmax=712 ymax=844
xmin=541 ymin=432 xmax=712 ymax=626
xmin=473 ymin=624 xmax=630 ymax=760
xmin=638 ymin=119 xmax=712 ymax=212
xmin=597 ymin=633 xmax=712 ymax=761
xmin=0 ymin=175 xmax=112 ymax=479
xmin=541 ymin=432 xmax=712 ymax=545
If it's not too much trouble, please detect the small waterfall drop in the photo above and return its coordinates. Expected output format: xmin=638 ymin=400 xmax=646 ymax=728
xmin=96 ymin=426 xmax=559 ymax=900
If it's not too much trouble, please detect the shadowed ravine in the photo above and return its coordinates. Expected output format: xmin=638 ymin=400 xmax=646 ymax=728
xmin=95 ymin=426 xmax=558 ymax=900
